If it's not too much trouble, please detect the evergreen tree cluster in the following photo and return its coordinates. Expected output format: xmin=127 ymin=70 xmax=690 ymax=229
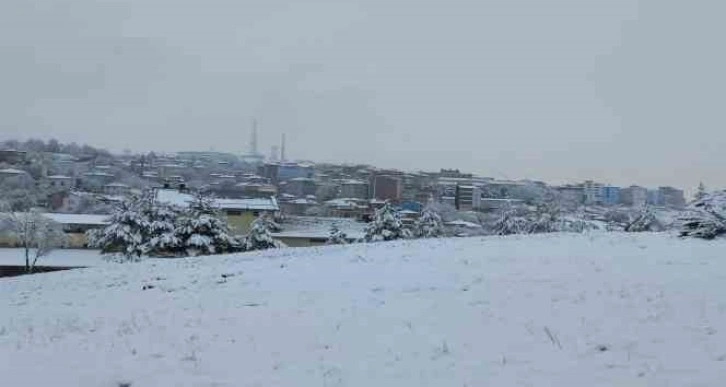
xmin=88 ymin=191 xmax=281 ymax=260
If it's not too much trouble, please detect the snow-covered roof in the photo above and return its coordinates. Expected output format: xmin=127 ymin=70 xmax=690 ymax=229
xmin=341 ymin=179 xmax=367 ymax=185
xmin=325 ymin=198 xmax=367 ymax=208
xmin=0 ymin=168 xmax=28 ymax=175
xmin=104 ymin=183 xmax=129 ymax=188
xmin=40 ymin=213 xmax=110 ymax=226
xmin=287 ymin=198 xmax=317 ymax=205
xmin=273 ymin=216 xmax=365 ymax=239
xmin=445 ymin=220 xmax=483 ymax=228
xmin=47 ymin=175 xmax=72 ymax=179
xmin=154 ymin=189 xmax=279 ymax=211
xmin=84 ymin=172 xmax=114 ymax=177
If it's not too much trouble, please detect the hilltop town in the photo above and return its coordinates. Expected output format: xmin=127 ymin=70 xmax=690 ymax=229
xmin=0 ymin=135 xmax=690 ymax=249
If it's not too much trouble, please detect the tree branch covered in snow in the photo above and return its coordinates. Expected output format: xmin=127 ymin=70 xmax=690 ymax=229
xmin=0 ymin=210 xmax=67 ymax=272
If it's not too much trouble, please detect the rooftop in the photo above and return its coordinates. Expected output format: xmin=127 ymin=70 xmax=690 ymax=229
xmin=155 ymin=189 xmax=279 ymax=211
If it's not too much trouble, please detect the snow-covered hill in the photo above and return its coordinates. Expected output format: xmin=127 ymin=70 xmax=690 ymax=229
xmin=2 ymin=233 xmax=726 ymax=386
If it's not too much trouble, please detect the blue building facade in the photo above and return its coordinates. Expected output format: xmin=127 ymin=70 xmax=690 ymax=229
xmin=601 ymin=186 xmax=621 ymax=205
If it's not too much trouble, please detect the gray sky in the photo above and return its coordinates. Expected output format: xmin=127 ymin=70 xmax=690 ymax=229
xmin=1 ymin=0 xmax=724 ymax=190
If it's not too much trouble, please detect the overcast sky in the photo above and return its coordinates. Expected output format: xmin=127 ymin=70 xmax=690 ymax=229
xmin=1 ymin=0 xmax=724 ymax=190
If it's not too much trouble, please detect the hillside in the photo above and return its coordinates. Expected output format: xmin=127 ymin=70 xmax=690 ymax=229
xmin=1 ymin=233 xmax=726 ymax=386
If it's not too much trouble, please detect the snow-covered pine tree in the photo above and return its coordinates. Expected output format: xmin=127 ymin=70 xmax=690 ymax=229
xmin=413 ymin=208 xmax=445 ymax=238
xmin=174 ymin=192 xmax=239 ymax=256
xmin=679 ymin=190 xmax=726 ymax=239
xmin=87 ymin=195 xmax=148 ymax=261
xmin=326 ymin=223 xmax=349 ymax=245
xmin=624 ymin=206 xmax=662 ymax=232
xmin=364 ymin=202 xmax=412 ymax=242
xmin=243 ymin=215 xmax=282 ymax=251
xmin=142 ymin=192 xmax=181 ymax=257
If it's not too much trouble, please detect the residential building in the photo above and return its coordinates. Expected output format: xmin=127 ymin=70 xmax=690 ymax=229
xmin=281 ymin=177 xmax=317 ymax=198
xmin=371 ymin=175 xmax=402 ymax=202
xmin=339 ymin=180 xmax=369 ymax=200
xmin=278 ymin=162 xmax=315 ymax=182
xmin=583 ymin=181 xmax=604 ymax=205
xmin=154 ymin=188 xmax=279 ymax=234
xmin=103 ymin=183 xmax=131 ymax=197
xmin=620 ymin=185 xmax=648 ymax=207
xmin=658 ymin=186 xmax=686 ymax=208
xmin=601 ymin=186 xmax=621 ymax=206
xmin=455 ymin=185 xmax=481 ymax=211
xmin=46 ymin=175 xmax=74 ymax=190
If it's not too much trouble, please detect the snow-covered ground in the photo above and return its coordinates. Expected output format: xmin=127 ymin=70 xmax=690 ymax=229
xmin=2 ymin=233 xmax=726 ymax=386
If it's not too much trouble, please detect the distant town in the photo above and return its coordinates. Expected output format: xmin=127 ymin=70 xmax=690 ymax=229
xmin=0 ymin=129 xmax=690 ymax=249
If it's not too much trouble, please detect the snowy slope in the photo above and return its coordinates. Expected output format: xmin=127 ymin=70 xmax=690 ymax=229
xmin=1 ymin=233 xmax=726 ymax=386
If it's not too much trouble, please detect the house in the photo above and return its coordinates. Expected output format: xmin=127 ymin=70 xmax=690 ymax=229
xmin=40 ymin=213 xmax=109 ymax=248
xmin=154 ymin=189 xmax=279 ymax=234
xmin=103 ymin=183 xmax=131 ymax=196
xmin=0 ymin=213 xmax=109 ymax=248
xmin=46 ymin=175 xmax=74 ymax=190
xmin=0 ymin=168 xmax=32 ymax=187
xmin=279 ymin=198 xmax=318 ymax=216
xmin=271 ymin=216 xmax=365 ymax=247
xmin=323 ymin=198 xmax=369 ymax=219
xmin=0 ymin=149 xmax=27 ymax=164
xmin=81 ymin=172 xmax=115 ymax=191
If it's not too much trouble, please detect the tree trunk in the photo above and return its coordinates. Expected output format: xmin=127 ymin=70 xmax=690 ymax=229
xmin=25 ymin=245 xmax=30 ymax=273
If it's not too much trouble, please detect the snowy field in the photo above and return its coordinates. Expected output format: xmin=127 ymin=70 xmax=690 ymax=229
xmin=1 ymin=233 xmax=726 ymax=386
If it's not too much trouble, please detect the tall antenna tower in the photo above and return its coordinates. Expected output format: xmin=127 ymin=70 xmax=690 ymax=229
xmin=280 ymin=133 xmax=286 ymax=162
xmin=250 ymin=118 xmax=259 ymax=155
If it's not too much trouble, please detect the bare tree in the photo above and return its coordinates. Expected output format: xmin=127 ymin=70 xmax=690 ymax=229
xmin=0 ymin=211 xmax=67 ymax=273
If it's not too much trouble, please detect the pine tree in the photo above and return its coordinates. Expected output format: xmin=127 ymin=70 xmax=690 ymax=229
xmin=243 ymin=215 xmax=282 ymax=251
xmin=413 ymin=209 xmax=445 ymax=238
xmin=364 ymin=202 xmax=411 ymax=242
xmin=326 ymin=224 xmax=349 ymax=245
xmin=142 ymin=193 xmax=181 ymax=257
xmin=87 ymin=195 xmax=148 ymax=261
xmin=680 ymin=190 xmax=726 ymax=239
xmin=175 ymin=192 xmax=239 ymax=256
